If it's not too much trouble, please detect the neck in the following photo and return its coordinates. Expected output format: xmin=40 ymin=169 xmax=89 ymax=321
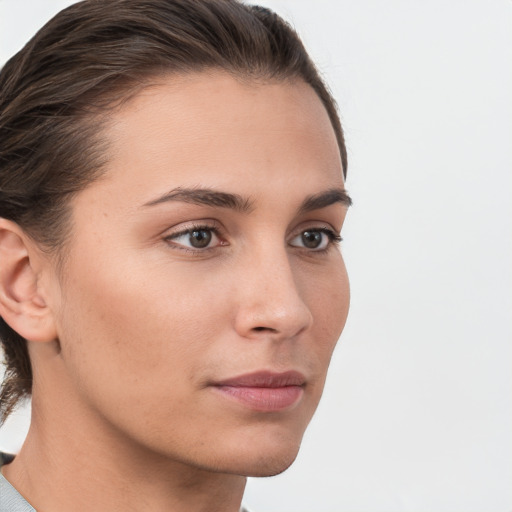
xmin=3 ymin=385 xmax=246 ymax=512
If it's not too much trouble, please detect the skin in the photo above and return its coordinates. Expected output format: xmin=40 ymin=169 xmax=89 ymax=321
xmin=0 ymin=71 xmax=350 ymax=512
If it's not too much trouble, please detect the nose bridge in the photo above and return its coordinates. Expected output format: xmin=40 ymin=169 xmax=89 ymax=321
xmin=234 ymin=241 xmax=313 ymax=339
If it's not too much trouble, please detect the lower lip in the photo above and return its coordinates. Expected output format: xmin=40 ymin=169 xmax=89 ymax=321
xmin=213 ymin=385 xmax=304 ymax=412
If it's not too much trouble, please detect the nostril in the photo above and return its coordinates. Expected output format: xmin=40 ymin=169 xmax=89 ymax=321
xmin=253 ymin=326 xmax=277 ymax=333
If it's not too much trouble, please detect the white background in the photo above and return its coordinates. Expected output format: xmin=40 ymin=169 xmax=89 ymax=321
xmin=1 ymin=1 xmax=511 ymax=511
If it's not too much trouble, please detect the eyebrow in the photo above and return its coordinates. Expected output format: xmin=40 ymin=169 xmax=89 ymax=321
xmin=143 ymin=186 xmax=352 ymax=213
xmin=298 ymin=188 xmax=352 ymax=214
xmin=143 ymin=187 xmax=253 ymax=213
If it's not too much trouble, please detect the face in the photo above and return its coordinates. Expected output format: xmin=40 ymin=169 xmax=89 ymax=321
xmin=46 ymin=72 xmax=350 ymax=477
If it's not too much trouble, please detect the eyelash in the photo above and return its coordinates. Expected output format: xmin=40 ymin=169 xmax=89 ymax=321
xmin=295 ymin=228 xmax=342 ymax=253
xmin=164 ymin=223 xmax=342 ymax=253
xmin=163 ymin=223 xmax=224 ymax=253
xmin=307 ymin=228 xmax=343 ymax=247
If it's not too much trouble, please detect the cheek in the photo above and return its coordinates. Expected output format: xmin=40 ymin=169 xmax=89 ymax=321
xmin=291 ymin=257 xmax=348 ymax=418
xmin=303 ymin=255 xmax=350 ymax=344
xmin=56 ymin=252 xmax=228 ymax=394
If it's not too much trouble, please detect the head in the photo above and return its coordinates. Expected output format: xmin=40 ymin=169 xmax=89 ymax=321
xmin=0 ymin=0 xmax=350 ymax=476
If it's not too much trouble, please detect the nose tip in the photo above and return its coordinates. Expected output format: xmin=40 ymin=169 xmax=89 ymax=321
xmin=234 ymin=260 xmax=313 ymax=341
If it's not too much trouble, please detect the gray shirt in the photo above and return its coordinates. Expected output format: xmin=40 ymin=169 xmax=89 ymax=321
xmin=0 ymin=471 xmax=35 ymax=512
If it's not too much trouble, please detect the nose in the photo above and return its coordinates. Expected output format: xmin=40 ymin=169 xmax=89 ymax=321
xmin=233 ymin=249 xmax=313 ymax=341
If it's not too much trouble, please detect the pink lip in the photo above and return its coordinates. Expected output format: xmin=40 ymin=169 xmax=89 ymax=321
xmin=212 ymin=371 xmax=306 ymax=412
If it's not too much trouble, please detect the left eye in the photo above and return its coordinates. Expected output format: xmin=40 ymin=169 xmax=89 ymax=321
xmin=289 ymin=229 xmax=337 ymax=251
xmin=167 ymin=227 xmax=220 ymax=249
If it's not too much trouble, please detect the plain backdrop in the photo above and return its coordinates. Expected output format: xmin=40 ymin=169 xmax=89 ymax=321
xmin=0 ymin=1 xmax=511 ymax=511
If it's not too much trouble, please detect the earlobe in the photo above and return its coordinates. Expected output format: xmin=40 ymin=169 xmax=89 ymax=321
xmin=0 ymin=219 xmax=57 ymax=343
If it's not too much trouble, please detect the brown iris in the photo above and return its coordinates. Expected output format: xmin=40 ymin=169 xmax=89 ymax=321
xmin=189 ymin=229 xmax=212 ymax=248
xmin=301 ymin=230 xmax=322 ymax=249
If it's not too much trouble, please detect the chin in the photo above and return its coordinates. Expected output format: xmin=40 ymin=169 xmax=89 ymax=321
xmin=242 ymin=452 xmax=299 ymax=478
xmin=212 ymin=431 xmax=303 ymax=477
xmin=212 ymin=409 xmax=315 ymax=477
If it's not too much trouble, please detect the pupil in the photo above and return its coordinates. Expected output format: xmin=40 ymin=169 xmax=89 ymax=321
xmin=302 ymin=230 xmax=322 ymax=248
xmin=190 ymin=229 xmax=212 ymax=248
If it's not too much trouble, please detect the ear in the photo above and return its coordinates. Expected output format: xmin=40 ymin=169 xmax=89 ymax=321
xmin=0 ymin=219 xmax=57 ymax=343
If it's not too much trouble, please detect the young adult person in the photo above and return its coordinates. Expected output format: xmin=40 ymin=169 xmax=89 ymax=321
xmin=0 ymin=1 xmax=351 ymax=510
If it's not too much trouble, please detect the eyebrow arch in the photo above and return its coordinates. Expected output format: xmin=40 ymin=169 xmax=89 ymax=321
xmin=143 ymin=186 xmax=352 ymax=214
xmin=143 ymin=187 xmax=254 ymax=213
xmin=298 ymin=188 xmax=352 ymax=214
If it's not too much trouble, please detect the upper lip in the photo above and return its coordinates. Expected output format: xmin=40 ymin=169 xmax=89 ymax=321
xmin=213 ymin=370 xmax=306 ymax=388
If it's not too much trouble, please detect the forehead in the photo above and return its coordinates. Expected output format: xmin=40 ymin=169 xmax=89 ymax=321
xmin=74 ymin=72 xmax=344 ymax=221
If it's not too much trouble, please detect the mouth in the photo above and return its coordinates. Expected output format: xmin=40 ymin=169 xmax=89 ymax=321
xmin=211 ymin=370 xmax=306 ymax=412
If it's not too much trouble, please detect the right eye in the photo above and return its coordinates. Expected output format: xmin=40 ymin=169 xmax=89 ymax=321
xmin=165 ymin=226 xmax=223 ymax=250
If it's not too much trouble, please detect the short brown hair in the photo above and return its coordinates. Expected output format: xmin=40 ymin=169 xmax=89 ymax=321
xmin=0 ymin=0 xmax=347 ymax=422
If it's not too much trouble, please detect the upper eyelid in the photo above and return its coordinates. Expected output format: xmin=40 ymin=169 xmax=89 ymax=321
xmin=164 ymin=223 xmax=338 ymax=237
xmin=163 ymin=220 xmax=223 ymax=238
xmin=166 ymin=227 xmax=220 ymax=240
xmin=163 ymin=220 xmax=340 ymax=236
xmin=289 ymin=227 xmax=341 ymax=244
xmin=288 ymin=222 xmax=340 ymax=238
